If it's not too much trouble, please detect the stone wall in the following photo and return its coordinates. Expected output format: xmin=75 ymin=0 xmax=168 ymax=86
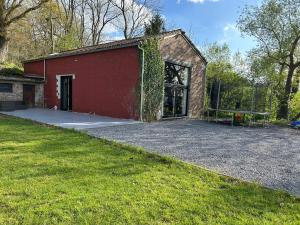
xmin=0 ymin=81 xmax=44 ymax=107
xmin=0 ymin=83 xmax=23 ymax=101
xmin=159 ymin=33 xmax=207 ymax=118
xmin=35 ymin=83 xmax=44 ymax=107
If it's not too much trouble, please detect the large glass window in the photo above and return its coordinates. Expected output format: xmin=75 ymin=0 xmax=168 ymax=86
xmin=163 ymin=62 xmax=190 ymax=117
xmin=0 ymin=83 xmax=13 ymax=93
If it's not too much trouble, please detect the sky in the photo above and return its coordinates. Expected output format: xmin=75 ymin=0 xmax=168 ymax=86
xmin=160 ymin=0 xmax=262 ymax=54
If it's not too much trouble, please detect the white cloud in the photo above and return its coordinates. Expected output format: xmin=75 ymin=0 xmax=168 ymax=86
xmin=186 ymin=0 xmax=220 ymax=3
xmin=218 ymin=23 xmax=257 ymax=54
xmin=223 ymin=23 xmax=237 ymax=32
xmin=176 ymin=0 xmax=220 ymax=4
xmin=102 ymin=23 xmax=118 ymax=34
xmin=218 ymin=23 xmax=238 ymax=44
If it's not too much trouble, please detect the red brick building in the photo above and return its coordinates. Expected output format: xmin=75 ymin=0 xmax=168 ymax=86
xmin=23 ymin=29 xmax=207 ymax=120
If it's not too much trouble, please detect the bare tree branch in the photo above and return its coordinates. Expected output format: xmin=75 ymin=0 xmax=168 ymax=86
xmin=5 ymin=0 xmax=50 ymax=26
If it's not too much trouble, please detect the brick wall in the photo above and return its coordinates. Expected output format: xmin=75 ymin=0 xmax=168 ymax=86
xmin=159 ymin=34 xmax=207 ymax=118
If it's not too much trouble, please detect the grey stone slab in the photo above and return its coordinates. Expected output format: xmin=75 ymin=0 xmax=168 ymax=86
xmin=2 ymin=108 xmax=140 ymax=130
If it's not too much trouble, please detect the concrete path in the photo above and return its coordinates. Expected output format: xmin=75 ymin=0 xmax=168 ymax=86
xmin=2 ymin=108 xmax=139 ymax=130
xmin=86 ymin=120 xmax=300 ymax=196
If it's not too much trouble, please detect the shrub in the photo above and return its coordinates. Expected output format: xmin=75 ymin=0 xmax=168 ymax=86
xmin=290 ymin=92 xmax=300 ymax=120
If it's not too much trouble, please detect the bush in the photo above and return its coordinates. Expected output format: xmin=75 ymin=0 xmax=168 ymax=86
xmin=290 ymin=92 xmax=300 ymax=120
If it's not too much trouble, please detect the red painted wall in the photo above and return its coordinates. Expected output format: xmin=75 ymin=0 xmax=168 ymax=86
xmin=24 ymin=60 xmax=44 ymax=77
xmin=24 ymin=47 xmax=141 ymax=120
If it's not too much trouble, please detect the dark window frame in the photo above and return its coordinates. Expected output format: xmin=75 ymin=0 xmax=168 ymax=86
xmin=163 ymin=62 xmax=191 ymax=118
xmin=0 ymin=83 xmax=13 ymax=93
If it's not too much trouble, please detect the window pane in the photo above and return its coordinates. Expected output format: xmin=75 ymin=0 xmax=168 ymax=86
xmin=163 ymin=62 xmax=190 ymax=117
xmin=165 ymin=62 xmax=189 ymax=86
xmin=0 ymin=83 xmax=13 ymax=93
xmin=163 ymin=86 xmax=174 ymax=117
xmin=175 ymin=87 xmax=188 ymax=116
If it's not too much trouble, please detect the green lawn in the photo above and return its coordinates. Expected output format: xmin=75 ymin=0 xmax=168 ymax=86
xmin=0 ymin=116 xmax=299 ymax=225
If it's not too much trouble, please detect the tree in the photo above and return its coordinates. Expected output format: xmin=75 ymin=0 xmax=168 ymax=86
xmin=57 ymin=0 xmax=77 ymax=34
xmin=144 ymin=13 xmax=165 ymax=36
xmin=247 ymin=50 xmax=286 ymax=117
xmin=87 ymin=0 xmax=119 ymax=45
xmin=0 ymin=0 xmax=49 ymax=62
xmin=112 ymin=0 xmax=156 ymax=39
xmin=6 ymin=0 xmax=81 ymax=63
xmin=203 ymin=43 xmax=233 ymax=109
xmin=74 ymin=0 xmax=86 ymax=46
xmin=237 ymin=0 xmax=300 ymax=119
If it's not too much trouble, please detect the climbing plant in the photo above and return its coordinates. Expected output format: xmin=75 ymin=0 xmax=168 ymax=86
xmin=141 ymin=38 xmax=165 ymax=121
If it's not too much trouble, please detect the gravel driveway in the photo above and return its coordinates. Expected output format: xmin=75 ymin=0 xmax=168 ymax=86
xmin=86 ymin=120 xmax=300 ymax=196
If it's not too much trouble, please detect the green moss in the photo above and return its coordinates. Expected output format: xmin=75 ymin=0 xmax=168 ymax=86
xmin=0 ymin=62 xmax=24 ymax=77
xmin=0 ymin=115 xmax=299 ymax=224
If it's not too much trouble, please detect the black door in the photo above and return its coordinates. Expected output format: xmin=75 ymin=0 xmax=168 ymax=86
xmin=60 ymin=76 xmax=72 ymax=111
xmin=23 ymin=84 xmax=35 ymax=107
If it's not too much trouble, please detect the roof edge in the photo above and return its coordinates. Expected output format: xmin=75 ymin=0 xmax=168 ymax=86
xmin=179 ymin=32 xmax=208 ymax=65
xmin=23 ymin=29 xmax=207 ymax=65
xmin=0 ymin=75 xmax=44 ymax=83
xmin=23 ymin=42 xmax=140 ymax=64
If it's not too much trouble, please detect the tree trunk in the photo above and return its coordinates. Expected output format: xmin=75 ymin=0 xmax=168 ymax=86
xmin=278 ymin=66 xmax=295 ymax=119
xmin=0 ymin=33 xmax=8 ymax=63
xmin=0 ymin=3 xmax=8 ymax=63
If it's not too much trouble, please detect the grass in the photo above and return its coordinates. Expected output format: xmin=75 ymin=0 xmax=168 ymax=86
xmin=271 ymin=119 xmax=291 ymax=127
xmin=0 ymin=115 xmax=299 ymax=225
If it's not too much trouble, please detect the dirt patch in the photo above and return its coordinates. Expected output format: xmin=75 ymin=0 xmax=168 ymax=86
xmin=0 ymin=113 xmax=8 ymax=119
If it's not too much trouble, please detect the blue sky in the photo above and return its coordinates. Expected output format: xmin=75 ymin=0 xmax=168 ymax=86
xmin=161 ymin=0 xmax=261 ymax=54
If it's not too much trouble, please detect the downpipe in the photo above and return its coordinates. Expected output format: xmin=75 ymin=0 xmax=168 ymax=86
xmin=43 ymin=59 xmax=46 ymax=108
xmin=138 ymin=45 xmax=144 ymax=122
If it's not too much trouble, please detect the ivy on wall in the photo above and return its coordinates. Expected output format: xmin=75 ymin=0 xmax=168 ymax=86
xmin=141 ymin=38 xmax=165 ymax=121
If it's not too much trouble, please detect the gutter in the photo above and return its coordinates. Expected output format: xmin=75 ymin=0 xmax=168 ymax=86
xmin=0 ymin=75 xmax=44 ymax=83
xmin=138 ymin=44 xmax=144 ymax=122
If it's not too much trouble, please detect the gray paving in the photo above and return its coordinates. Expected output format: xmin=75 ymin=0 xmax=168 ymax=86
xmin=86 ymin=120 xmax=300 ymax=196
xmin=2 ymin=108 xmax=139 ymax=130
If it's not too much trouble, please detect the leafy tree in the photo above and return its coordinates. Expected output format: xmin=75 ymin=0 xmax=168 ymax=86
xmin=144 ymin=13 xmax=165 ymax=36
xmin=247 ymin=50 xmax=285 ymax=117
xmin=203 ymin=43 xmax=233 ymax=109
xmin=204 ymin=43 xmax=272 ymax=113
xmin=55 ymin=29 xmax=81 ymax=51
xmin=237 ymin=0 xmax=300 ymax=119
xmin=0 ymin=0 xmax=49 ymax=62
xmin=7 ymin=0 xmax=82 ymax=62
